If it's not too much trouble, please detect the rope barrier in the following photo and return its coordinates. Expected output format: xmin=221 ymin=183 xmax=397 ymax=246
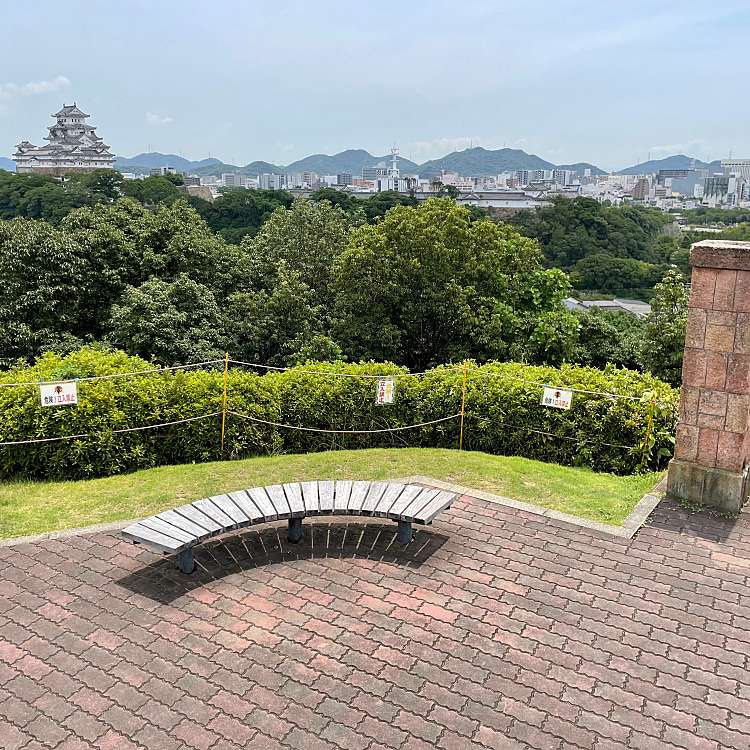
xmin=227 ymin=359 xmax=462 ymax=379
xmin=0 ymin=412 xmax=222 ymax=446
xmin=226 ymin=410 xmax=461 ymax=434
xmin=0 ymin=360 xmax=225 ymax=389
xmin=511 ymin=426 xmax=637 ymax=451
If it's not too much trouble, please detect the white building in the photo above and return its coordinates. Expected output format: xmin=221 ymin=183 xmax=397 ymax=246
xmin=14 ymin=103 xmax=114 ymax=175
xmin=259 ymin=173 xmax=286 ymax=190
xmin=721 ymin=159 xmax=750 ymax=180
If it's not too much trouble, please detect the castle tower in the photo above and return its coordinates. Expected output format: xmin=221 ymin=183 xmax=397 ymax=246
xmin=14 ymin=103 xmax=115 ymax=175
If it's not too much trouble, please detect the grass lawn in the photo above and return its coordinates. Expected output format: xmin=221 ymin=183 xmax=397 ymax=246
xmin=0 ymin=448 xmax=663 ymax=540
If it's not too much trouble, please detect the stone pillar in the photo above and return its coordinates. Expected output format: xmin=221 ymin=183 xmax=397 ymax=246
xmin=667 ymin=240 xmax=750 ymax=512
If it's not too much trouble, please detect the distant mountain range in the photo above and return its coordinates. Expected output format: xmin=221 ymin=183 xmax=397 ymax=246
xmin=617 ymin=154 xmax=723 ymax=175
xmin=112 ymin=146 xmax=610 ymax=179
xmin=1 ymin=148 xmax=728 ymax=179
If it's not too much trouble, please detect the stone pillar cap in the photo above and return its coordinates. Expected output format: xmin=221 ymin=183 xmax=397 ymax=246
xmin=690 ymin=240 xmax=750 ymax=271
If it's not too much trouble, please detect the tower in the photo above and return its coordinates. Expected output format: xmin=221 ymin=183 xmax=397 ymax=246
xmin=13 ymin=103 xmax=114 ymax=175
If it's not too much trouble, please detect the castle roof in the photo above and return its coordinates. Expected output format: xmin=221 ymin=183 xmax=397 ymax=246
xmin=53 ymin=103 xmax=89 ymax=118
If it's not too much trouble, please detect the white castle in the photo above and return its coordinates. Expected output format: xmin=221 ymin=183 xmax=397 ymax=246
xmin=14 ymin=103 xmax=114 ymax=175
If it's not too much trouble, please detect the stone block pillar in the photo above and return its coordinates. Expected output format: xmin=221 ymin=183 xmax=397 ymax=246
xmin=667 ymin=240 xmax=750 ymax=512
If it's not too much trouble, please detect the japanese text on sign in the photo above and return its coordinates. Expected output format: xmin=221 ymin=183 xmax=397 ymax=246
xmin=541 ymin=386 xmax=573 ymax=410
xmin=375 ymin=377 xmax=395 ymax=404
xmin=40 ymin=381 xmax=78 ymax=407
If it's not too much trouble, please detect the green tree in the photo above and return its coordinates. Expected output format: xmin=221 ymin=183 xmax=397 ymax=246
xmin=242 ymin=197 xmax=355 ymax=304
xmin=510 ymin=196 xmax=669 ymax=271
xmin=107 ymin=274 xmax=226 ymax=364
xmin=361 ymin=190 xmax=418 ymax=223
xmin=224 ymin=264 xmax=337 ymax=365
xmin=310 ymin=187 xmax=362 ymax=214
xmin=121 ymin=175 xmax=182 ymax=206
xmin=332 ymin=198 xmax=577 ymax=369
xmin=189 ymin=188 xmax=294 ymax=243
xmin=0 ymin=218 xmax=91 ymax=363
xmin=640 ymin=270 xmax=689 ymax=385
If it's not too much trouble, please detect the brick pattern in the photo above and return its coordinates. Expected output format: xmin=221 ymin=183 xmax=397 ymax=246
xmin=2 ymin=496 xmax=750 ymax=750
xmin=677 ymin=266 xmax=750 ymax=472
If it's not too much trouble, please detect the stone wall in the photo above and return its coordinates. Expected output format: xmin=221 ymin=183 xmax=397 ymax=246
xmin=667 ymin=240 xmax=750 ymax=512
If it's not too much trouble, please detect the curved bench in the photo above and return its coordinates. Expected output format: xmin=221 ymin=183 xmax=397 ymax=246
xmin=121 ymin=480 xmax=456 ymax=574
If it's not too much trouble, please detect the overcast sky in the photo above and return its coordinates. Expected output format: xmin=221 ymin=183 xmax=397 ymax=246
xmin=2 ymin=0 xmax=748 ymax=170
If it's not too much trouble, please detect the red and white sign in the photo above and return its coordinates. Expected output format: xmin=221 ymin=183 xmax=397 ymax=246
xmin=375 ymin=377 xmax=395 ymax=404
xmin=40 ymin=381 xmax=78 ymax=407
xmin=541 ymin=386 xmax=573 ymax=410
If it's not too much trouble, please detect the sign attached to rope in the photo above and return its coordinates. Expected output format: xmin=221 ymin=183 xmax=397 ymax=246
xmin=375 ymin=377 xmax=395 ymax=404
xmin=541 ymin=386 xmax=572 ymax=410
xmin=40 ymin=381 xmax=78 ymax=407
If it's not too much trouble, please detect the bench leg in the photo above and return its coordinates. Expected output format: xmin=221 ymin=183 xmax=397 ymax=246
xmin=177 ymin=548 xmax=195 ymax=575
xmin=288 ymin=518 xmax=304 ymax=544
xmin=397 ymin=520 xmax=412 ymax=546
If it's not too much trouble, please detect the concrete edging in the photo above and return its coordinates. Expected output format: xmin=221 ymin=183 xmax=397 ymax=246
xmin=397 ymin=474 xmax=666 ymax=540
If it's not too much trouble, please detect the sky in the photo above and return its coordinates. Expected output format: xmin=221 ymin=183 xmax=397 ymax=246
xmin=1 ymin=0 xmax=749 ymax=171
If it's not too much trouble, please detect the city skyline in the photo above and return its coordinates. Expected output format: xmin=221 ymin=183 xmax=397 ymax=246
xmin=1 ymin=0 xmax=749 ymax=170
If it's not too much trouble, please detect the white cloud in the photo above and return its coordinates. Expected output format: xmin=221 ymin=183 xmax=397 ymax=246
xmin=0 ymin=75 xmax=71 ymax=100
xmin=146 ymin=112 xmax=173 ymax=125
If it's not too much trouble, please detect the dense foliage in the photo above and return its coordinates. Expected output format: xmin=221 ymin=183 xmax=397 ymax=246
xmin=570 ymin=270 xmax=688 ymax=386
xmin=332 ymin=199 xmax=578 ymax=369
xmin=0 ymin=168 xmax=184 ymax=223
xmin=0 ymin=348 xmax=678 ymax=480
xmin=509 ymin=196 xmax=673 ymax=296
xmin=188 ymin=188 xmax=294 ymax=243
xmin=0 ymin=196 xmax=584 ymax=372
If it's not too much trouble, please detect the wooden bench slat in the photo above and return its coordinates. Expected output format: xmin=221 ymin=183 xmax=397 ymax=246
xmin=211 ymin=494 xmax=249 ymax=526
xmin=318 ymin=481 xmax=335 ymax=514
xmin=413 ymin=490 xmax=455 ymax=524
xmin=386 ymin=485 xmax=424 ymax=519
xmin=399 ymin=488 xmax=440 ymax=522
xmin=156 ymin=510 xmax=212 ymax=541
xmin=122 ymin=522 xmax=185 ymax=553
xmin=361 ymin=481 xmax=388 ymax=514
xmin=246 ymin=487 xmax=278 ymax=521
xmin=373 ymin=483 xmax=407 ymax=517
xmin=301 ymin=481 xmax=319 ymax=515
xmin=140 ymin=517 xmax=197 ymax=544
xmin=348 ymin=481 xmax=370 ymax=513
xmin=333 ymin=480 xmax=352 ymax=512
xmin=283 ymin=483 xmax=306 ymax=517
xmin=193 ymin=498 xmax=235 ymax=529
xmin=227 ymin=491 xmax=266 ymax=523
xmin=266 ymin=484 xmax=292 ymax=519
xmin=173 ymin=504 xmax=223 ymax=533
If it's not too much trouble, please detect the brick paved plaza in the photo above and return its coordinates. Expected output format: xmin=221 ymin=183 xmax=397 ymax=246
xmin=1 ymin=491 xmax=749 ymax=750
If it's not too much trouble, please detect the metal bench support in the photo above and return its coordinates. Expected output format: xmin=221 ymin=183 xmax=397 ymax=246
xmin=397 ymin=520 xmax=412 ymax=546
xmin=178 ymin=547 xmax=195 ymax=575
xmin=288 ymin=517 xmax=303 ymax=544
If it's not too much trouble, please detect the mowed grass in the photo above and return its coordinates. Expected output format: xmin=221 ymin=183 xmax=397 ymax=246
xmin=0 ymin=448 xmax=663 ymax=540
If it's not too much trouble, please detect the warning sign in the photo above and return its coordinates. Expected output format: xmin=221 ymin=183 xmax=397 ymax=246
xmin=40 ymin=381 xmax=78 ymax=407
xmin=375 ymin=377 xmax=395 ymax=404
xmin=541 ymin=386 xmax=573 ymax=410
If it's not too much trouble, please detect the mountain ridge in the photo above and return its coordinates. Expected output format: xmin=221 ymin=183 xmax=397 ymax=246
xmin=3 ymin=149 xmax=728 ymax=179
xmin=615 ymin=154 xmax=723 ymax=175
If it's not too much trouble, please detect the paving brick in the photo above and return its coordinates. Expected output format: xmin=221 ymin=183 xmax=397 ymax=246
xmin=0 ymin=495 xmax=749 ymax=750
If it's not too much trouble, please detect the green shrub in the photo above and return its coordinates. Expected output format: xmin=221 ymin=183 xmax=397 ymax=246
xmin=0 ymin=348 xmax=678 ymax=480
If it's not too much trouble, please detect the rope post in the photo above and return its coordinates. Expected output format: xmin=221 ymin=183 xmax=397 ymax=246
xmin=459 ymin=361 xmax=468 ymax=451
xmin=220 ymin=352 xmax=229 ymax=455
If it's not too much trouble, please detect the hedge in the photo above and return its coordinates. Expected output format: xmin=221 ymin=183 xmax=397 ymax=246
xmin=0 ymin=348 xmax=679 ymax=480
